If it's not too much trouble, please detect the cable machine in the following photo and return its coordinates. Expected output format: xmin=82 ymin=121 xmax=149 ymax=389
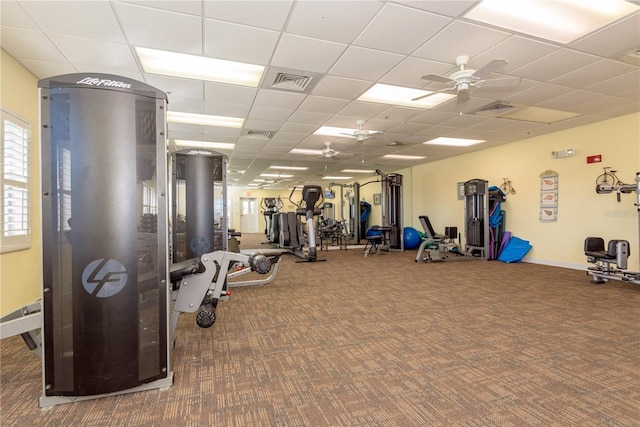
xmin=38 ymin=73 xmax=172 ymax=407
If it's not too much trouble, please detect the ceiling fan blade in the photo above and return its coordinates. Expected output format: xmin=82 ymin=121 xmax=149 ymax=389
xmin=457 ymin=89 xmax=471 ymax=105
xmin=471 ymin=58 xmax=509 ymax=79
xmin=478 ymin=76 xmax=521 ymax=89
xmin=421 ymin=73 xmax=456 ymax=85
xmin=339 ymin=132 xmax=356 ymax=138
xmin=411 ymin=87 xmax=454 ymax=102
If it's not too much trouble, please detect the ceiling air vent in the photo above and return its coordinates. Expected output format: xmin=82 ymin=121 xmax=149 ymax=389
xmin=272 ymin=73 xmax=313 ymax=91
xmin=246 ymin=130 xmax=273 ymax=139
xmin=261 ymin=67 xmax=322 ymax=94
xmin=474 ymin=101 xmax=522 ymax=118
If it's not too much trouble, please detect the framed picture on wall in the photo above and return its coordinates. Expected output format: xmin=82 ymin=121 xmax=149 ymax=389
xmin=457 ymin=182 xmax=465 ymax=200
xmin=373 ymin=193 xmax=382 ymax=205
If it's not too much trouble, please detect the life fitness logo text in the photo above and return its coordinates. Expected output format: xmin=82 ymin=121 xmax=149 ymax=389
xmin=77 ymin=77 xmax=132 ymax=89
xmin=82 ymin=259 xmax=128 ymax=298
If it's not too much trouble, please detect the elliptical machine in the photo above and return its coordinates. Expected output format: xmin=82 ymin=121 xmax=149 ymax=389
xmin=261 ymin=196 xmax=284 ymax=244
xmin=278 ymin=185 xmax=326 ymax=262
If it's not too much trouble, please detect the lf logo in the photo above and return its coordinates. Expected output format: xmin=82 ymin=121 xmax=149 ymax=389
xmin=82 ymin=259 xmax=128 ymax=298
xmin=190 ymin=236 xmax=211 ymax=256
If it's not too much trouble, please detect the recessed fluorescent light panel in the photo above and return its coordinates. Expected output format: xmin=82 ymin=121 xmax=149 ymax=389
xmin=322 ymin=176 xmax=353 ymax=180
xmin=269 ymin=166 xmax=308 ymax=171
xmin=464 ymin=0 xmax=639 ymax=44
xmin=314 ymin=126 xmax=357 ymax=137
xmin=290 ymin=148 xmax=323 ymax=155
xmin=136 ymin=46 xmax=264 ymax=87
xmin=174 ymin=140 xmax=235 ymax=150
xmin=261 ymin=173 xmax=294 ymax=178
xmin=358 ymin=83 xmax=455 ymax=109
xmin=168 ymin=111 xmax=244 ymax=128
xmin=424 ymin=137 xmax=485 ymax=147
xmin=382 ymin=154 xmax=426 ymax=160
xmin=341 ymin=169 xmax=375 ymax=173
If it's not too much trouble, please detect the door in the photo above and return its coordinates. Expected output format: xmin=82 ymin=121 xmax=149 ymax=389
xmin=240 ymin=197 xmax=259 ymax=233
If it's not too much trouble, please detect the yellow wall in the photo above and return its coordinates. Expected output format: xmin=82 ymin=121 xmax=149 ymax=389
xmin=410 ymin=113 xmax=640 ymax=270
xmin=0 ymin=50 xmax=41 ymax=315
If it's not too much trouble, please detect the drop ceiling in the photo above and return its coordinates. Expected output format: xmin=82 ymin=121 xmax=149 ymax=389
xmin=1 ymin=1 xmax=639 ymax=189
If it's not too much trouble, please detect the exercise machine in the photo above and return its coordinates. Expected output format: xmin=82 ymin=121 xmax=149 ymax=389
xmin=585 ymin=172 xmax=640 ymax=286
xmin=169 ymin=250 xmax=279 ymax=337
xmin=261 ymin=197 xmax=283 ymax=244
xmin=277 ymin=185 xmax=325 ymax=262
xmin=415 ymin=216 xmax=460 ymax=262
xmin=463 ymin=179 xmax=506 ymax=259
xmin=382 ymin=172 xmax=404 ymax=250
xmin=38 ymin=73 xmax=172 ymax=407
xmin=171 ymin=149 xmax=228 ymax=262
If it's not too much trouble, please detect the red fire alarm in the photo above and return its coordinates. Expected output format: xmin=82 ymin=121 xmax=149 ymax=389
xmin=587 ymin=155 xmax=602 ymax=164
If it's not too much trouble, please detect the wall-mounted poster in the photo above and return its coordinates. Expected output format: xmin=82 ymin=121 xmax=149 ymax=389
xmin=539 ymin=170 xmax=559 ymax=222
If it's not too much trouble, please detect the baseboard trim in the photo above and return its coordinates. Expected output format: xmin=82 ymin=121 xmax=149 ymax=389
xmin=523 ymin=257 xmax=586 ymax=271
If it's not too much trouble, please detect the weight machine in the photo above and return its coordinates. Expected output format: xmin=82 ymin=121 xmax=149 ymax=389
xmin=17 ymin=72 xmax=282 ymax=409
xmin=585 ymin=172 xmax=640 ymax=286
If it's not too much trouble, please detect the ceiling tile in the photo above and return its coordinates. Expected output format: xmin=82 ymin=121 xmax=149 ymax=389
xmin=570 ymin=12 xmax=640 ymax=57
xmin=15 ymin=59 xmax=77 ymax=80
xmin=311 ymin=75 xmax=372 ymax=99
xmin=119 ymin=0 xmax=202 ymax=16
xmin=536 ymin=89 xmax=603 ymax=111
xmin=243 ymin=118 xmax=285 ymax=132
xmin=588 ymin=70 xmax=640 ymax=96
xmin=473 ymin=36 xmax=558 ymax=73
xmin=204 ymin=19 xmax=279 ymax=65
xmin=0 ymin=27 xmax=67 ymax=63
xmin=329 ymin=46 xmax=404 ymax=81
xmin=288 ymin=111 xmax=332 ymax=125
xmin=205 ymin=102 xmax=250 ymax=118
xmin=414 ymin=21 xmax=510 ymax=63
xmin=204 ymin=82 xmax=257 ymax=105
xmin=0 ymin=0 xmax=39 ymax=30
xmin=249 ymin=106 xmax=293 ymax=122
xmin=502 ymin=82 xmax=573 ymax=105
xmin=354 ymin=3 xmax=452 ymax=55
xmin=511 ymin=49 xmax=599 ymax=82
xmin=550 ymin=59 xmax=637 ymax=88
xmin=337 ymin=101 xmax=389 ymax=118
xmin=19 ymin=0 xmax=125 ymax=42
xmin=298 ymin=96 xmax=350 ymax=115
xmin=285 ymin=1 xmax=382 ymax=44
xmin=145 ymin=75 xmax=204 ymax=99
xmin=113 ymin=2 xmax=202 ymax=54
xmin=391 ymin=1 xmax=478 ymax=17
xmin=253 ymin=89 xmax=306 ymax=110
xmin=204 ymin=0 xmax=293 ymax=31
xmin=49 ymin=34 xmax=139 ymax=72
xmin=270 ymin=33 xmax=347 ymax=73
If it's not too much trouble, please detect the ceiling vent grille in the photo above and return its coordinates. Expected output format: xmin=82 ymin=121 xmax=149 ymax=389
xmin=271 ymin=73 xmax=313 ymax=91
xmin=474 ymin=101 xmax=521 ymax=117
xmin=246 ymin=130 xmax=273 ymax=139
xmin=261 ymin=67 xmax=321 ymax=94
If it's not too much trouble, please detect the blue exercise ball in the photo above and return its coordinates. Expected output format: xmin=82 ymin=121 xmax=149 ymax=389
xmin=403 ymin=227 xmax=421 ymax=250
xmin=365 ymin=226 xmax=382 ymax=238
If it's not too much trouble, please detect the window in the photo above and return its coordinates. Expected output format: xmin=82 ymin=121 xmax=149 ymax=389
xmin=1 ymin=108 xmax=31 ymax=253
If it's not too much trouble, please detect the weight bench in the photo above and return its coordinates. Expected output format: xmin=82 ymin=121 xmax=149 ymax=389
xmin=363 ymin=225 xmax=391 ymax=256
xmin=584 ymin=237 xmax=639 ymax=285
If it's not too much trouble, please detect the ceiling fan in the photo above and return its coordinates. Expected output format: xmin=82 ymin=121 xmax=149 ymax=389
xmin=412 ymin=55 xmax=521 ymax=105
xmin=321 ymin=141 xmax=354 ymax=159
xmin=340 ymin=119 xmax=384 ymax=143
